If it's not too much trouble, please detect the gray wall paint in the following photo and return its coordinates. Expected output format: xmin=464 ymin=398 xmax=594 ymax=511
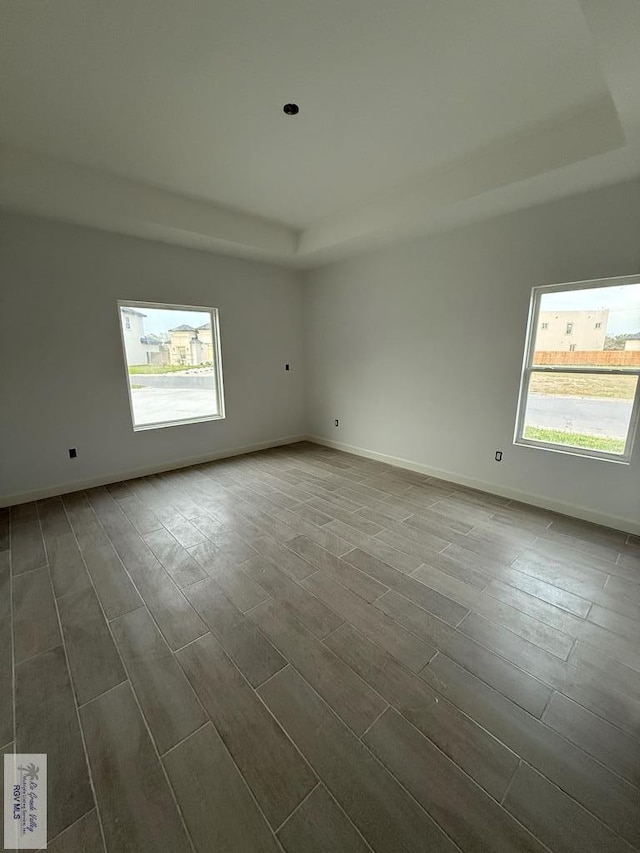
xmin=304 ymin=180 xmax=640 ymax=532
xmin=0 ymin=213 xmax=306 ymax=502
xmin=3 ymin=182 xmax=639 ymax=530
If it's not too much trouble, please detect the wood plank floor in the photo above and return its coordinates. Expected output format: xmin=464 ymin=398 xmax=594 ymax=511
xmin=2 ymin=441 xmax=640 ymax=852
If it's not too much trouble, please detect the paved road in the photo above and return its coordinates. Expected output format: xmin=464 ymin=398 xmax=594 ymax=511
xmin=526 ymin=394 xmax=633 ymax=439
xmin=129 ymin=383 xmax=633 ymax=438
xmin=131 ymin=387 xmax=219 ymax=426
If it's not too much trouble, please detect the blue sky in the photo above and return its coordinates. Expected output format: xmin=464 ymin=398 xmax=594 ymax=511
xmin=540 ymin=283 xmax=640 ymax=335
xmin=124 ymin=306 xmax=211 ymax=336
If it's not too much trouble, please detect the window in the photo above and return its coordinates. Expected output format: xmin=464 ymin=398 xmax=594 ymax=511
xmin=118 ymin=301 xmax=224 ymax=430
xmin=541 ymin=323 xmax=548 ymax=330
xmin=565 ymin=322 xmax=573 ymax=335
xmin=515 ymin=276 xmax=640 ymax=461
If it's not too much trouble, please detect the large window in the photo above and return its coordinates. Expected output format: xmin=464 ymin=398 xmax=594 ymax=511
xmin=118 ymin=301 xmax=225 ymax=430
xmin=515 ymin=276 xmax=640 ymax=461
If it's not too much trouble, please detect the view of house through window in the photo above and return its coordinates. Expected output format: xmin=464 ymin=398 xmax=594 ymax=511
xmin=118 ymin=301 xmax=224 ymax=430
xmin=515 ymin=277 xmax=640 ymax=460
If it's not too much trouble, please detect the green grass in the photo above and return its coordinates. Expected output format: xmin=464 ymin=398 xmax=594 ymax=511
xmin=128 ymin=363 xmax=212 ymax=374
xmin=529 ymin=373 xmax=636 ymax=400
xmin=130 ymin=384 xmax=145 ymax=389
xmin=524 ymin=426 xmax=625 ymax=454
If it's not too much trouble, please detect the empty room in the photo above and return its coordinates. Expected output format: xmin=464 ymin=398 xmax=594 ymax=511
xmin=1 ymin=1 xmax=640 ymax=851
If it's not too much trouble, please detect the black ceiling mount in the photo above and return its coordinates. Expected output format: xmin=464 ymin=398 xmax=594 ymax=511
xmin=283 ymin=103 xmax=299 ymax=115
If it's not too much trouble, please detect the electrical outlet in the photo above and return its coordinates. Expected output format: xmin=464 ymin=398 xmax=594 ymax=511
xmin=495 ymin=450 xmax=503 ymax=462
xmin=334 ymin=419 xmax=339 ymax=427
xmin=69 ymin=448 xmax=77 ymax=459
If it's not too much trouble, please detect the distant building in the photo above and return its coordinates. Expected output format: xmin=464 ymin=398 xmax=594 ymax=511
xmin=536 ymin=309 xmax=609 ymax=352
xmin=624 ymin=334 xmax=640 ymax=352
xmin=168 ymin=324 xmax=211 ymax=366
xmin=121 ymin=307 xmax=165 ymax=365
xmin=196 ymin=323 xmax=214 ymax=362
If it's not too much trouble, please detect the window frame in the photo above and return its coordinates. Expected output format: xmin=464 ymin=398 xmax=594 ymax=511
xmin=117 ymin=299 xmax=225 ymax=432
xmin=514 ymin=275 xmax=640 ymax=463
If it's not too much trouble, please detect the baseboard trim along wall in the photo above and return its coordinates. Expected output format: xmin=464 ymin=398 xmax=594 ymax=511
xmin=306 ymin=434 xmax=640 ymax=536
xmin=1 ymin=434 xmax=307 ymax=508
xmin=5 ymin=430 xmax=637 ymax=536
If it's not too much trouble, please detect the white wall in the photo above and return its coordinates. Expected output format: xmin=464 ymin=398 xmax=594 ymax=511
xmin=3 ymin=183 xmax=639 ymax=531
xmin=0 ymin=213 xmax=306 ymax=504
xmin=303 ymin=180 xmax=640 ymax=533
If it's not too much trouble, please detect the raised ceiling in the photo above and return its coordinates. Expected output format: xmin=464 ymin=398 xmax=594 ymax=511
xmin=1 ymin=0 xmax=639 ymax=266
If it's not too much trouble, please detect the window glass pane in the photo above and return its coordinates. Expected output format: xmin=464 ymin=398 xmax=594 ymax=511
xmin=534 ymin=282 xmax=640 ymax=368
xmin=119 ymin=304 xmax=222 ymax=429
xmin=523 ymin=372 xmax=638 ymax=455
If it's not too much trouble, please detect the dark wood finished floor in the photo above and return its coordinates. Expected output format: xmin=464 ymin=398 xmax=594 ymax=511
xmin=2 ymin=442 xmax=640 ymax=852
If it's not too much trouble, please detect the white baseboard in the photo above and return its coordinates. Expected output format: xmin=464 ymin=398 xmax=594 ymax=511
xmin=1 ymin=434 xmax=307 ymax=507
xmin=306 ymin=434 xmax=640 ymax=536
xmin=6 ymin=430 xmax=637 ymax=536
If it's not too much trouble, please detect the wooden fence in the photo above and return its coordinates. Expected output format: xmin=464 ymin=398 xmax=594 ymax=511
xmin=533 ymin=350 xmax=640 ymax=367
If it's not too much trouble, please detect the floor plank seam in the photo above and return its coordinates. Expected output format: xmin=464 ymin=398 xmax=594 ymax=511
xmin=358 ymin=703 xmax=391 ymax=741
xmin=319 ymin=786 xmax=379 ymax=853
xmin=273 ymin=780 xmax=321 ymax=835
xmin=73 ymin=532 xmax=202 ymax=853
xmin=9 ymin=518 xmax=16 ymax=769
xmin=253 ymin=661 xmax=291 ymax=691
xmin=499 ymin=758 xmax=522 ymax=806
xmin=165 ymin=648 xmax=291 ymax=853
xmin=7 ymin=447 xmax=640 ymax=852
xmin=264 ymin=656 xmax=471 ymax=852
xmin=39 ymin=503 xmax=109 ymax=853
xmin=175 ymin=614 xmax=321 ymax=832
xmin=172 ymin=631 xmax=211 ymax=655
xmin=60 ymin=490 xmax=215 ymax=851
xmin=39 ymin=807 xmax=100 ymax=850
